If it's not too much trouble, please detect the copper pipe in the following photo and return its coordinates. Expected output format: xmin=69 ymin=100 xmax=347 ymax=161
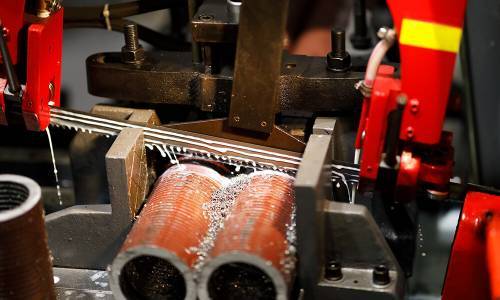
xmin=110 ymin=164 xmax=227 ymax=300
xmin=198 ymin=171 xmax=296 ymax=300
xmin=0 ymin=175 xmax=55 ymax=300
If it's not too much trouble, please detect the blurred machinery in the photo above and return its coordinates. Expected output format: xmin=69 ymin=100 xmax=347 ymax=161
xmin=0 ymin=0 xmax=499 ymax=300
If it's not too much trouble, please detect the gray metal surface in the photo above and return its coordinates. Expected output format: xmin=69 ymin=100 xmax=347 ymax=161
xmin=295 ymin=118 xmax=404 ymax=300
xmin=51 ymin=107 xmax=304 ymax=173
xmin=319 ymin=201 xmax=405 ymax=300
xmin=54 ymin=106 xmax=360 ymax=186
xmin=47 ymin=110 xmax=152 ymax=270
xmin=463 ymin=0 xmax=500 ymax=186
xmin=295 ymin=125 xmax=333 ymax=299
xmin=54 ymin=267 xmax=113 ymax=299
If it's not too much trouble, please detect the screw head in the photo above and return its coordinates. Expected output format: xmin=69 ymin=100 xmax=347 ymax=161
xmin=396 ymin=94 xmax=408 ymax=106
xmin=373 ymin=264 xmax=390 ymax=286
xmin=233 ymin=116 xmax=240 ymax=123
xmin=199 ymin=14 xmax=214 ymax=21
xmin=260 ymin=121 xmax=267 ymax=127
xmin=325 ymin=261 xmax=343 ymax=281
xmin=410 ymin=99 xmax=419 ymax=114
xmin=406 ymin=127 xmax=414 ymax=139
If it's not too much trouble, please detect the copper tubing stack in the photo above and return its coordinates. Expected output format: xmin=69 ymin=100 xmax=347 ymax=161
xmin=110 ymin=164 xmax=227 ymax=300
xmin=198 ymin=171 xmax=296 ymax=300
xmin=0 ymin=174 xmax=55 ymax=300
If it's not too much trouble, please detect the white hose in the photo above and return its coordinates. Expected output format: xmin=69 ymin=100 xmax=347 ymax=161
xmin=363 ymin=28 xmax=397 ymax=88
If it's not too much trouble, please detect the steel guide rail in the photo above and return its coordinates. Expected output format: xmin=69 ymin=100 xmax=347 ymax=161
xmin=50 ymin=107 xmax=360 ymax=185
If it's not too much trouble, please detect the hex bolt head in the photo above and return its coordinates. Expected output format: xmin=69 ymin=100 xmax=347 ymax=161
xmin=410 ymin=99 xmax=420 ymax=114
xmin=325 ymin=261 xmax=343 ymax=281
xmin=373 ymin=264 xmax=390 ymax=286
xmin=327 ymin=28 xmax=351 ymax=72
xmin=406 ymin=127 xmax=414 ymax=139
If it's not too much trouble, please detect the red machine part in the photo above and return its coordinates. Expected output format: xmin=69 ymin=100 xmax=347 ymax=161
xmin=0 ymin=1 xmax=25 ymax=65
xmin=0 ymin=5 xmax=63 ymax=131
xmin=387 ymin=0 xmax=467 ymax=145
xmin=356 ymin=0 xmax=467 ymax=195
xmin=395 ymin=150 xmax=420 ymax=198
xmin=442 ymin=191 xmax=500 ymax=300
xmin=23 ymin=9 xmax=63 ymax=131
xmin=356 ymin=65 xmax=401 ymax=188
xmin=0 ymin=1 xmax=25 ymax=126
xmin=487 ymin=215 xmax=500 ymax=300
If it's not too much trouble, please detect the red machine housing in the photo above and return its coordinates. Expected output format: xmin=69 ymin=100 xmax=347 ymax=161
xmin=443 ymin=191 xmax=500 ymax=300
xmin=0 ymin=2 xmax=63 ymax=131
xmin=355 ymin=0 xmax=466 ymax=197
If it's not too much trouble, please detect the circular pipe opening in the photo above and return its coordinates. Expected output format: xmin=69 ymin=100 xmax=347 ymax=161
xmin=119 ymin=255 xmax=187 ymax=300
xmin=208 ymin=263 xmax=277 ymax=300
xmin=0 ymin=181 xmax=29 ymax=212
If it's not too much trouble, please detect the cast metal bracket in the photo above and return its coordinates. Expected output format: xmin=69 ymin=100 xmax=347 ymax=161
xmin=46 ymin=107 xmax=157 ymax=270
xmin=295 ymin=117 xmax=405 ymax=299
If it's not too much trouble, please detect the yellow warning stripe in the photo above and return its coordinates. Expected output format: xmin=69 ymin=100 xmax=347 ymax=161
xmin=399 ymin=19 xmax=462 ymax=53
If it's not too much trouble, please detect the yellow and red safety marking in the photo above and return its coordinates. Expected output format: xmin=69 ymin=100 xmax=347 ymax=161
xmin=400 ymin=19 xmax=462 ymax=53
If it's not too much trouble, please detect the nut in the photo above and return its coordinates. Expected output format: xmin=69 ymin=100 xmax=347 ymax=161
xmin=121 ymin=46 xmax=145 ymax=64
xmin=327 ymin=52 xmax=351 ymax=72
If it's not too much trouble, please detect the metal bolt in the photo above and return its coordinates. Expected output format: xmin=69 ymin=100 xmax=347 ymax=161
xmin=396 ymin=94 xmax=408 ymax=106
xmin=233 ymin=116 xmax=240 ymax=122
xmin=260 ymin=121 xmax=267 ymax=127
xmin=331 ymin=29 xmax=346 ymax=58
xmin=406 ymin=127 xmax=414 ymax=139
xmin=327 ymin=29 xmax=351 ymax=72
xmin=410 ymin=99 xmax=419 ymax=114
xmin=124 ymin=23 xmax=140 ymax=51
xmin=121 ymin=23 xmax=145 ymax=64
xmin=350 ymin=0 xmax=371 ymax=49
xmin=198 ymin=14 xmax=214 ymax=21
xmin=325 ymin=261 xmax=343 ymax=281
xmin=372 ymin=264 xmax=390 ymax=286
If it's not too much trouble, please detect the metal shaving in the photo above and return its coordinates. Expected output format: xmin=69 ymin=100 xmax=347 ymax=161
xmin=192 ymin=174 xmax=252 ymax=278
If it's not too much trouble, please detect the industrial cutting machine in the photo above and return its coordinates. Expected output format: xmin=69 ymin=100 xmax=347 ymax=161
xmin=0 ymin=0 xmax=498 ymax=299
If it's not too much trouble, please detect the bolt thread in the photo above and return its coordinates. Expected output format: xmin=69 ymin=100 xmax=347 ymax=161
xmin=331 ymin=29 xmax=346 ymax=57
xmin=124 ymin=23 xmax=140 ymax=51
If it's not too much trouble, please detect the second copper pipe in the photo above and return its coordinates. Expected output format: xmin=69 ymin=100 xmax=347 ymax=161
xmin=198 ymin=171 xmax=296 ymax=300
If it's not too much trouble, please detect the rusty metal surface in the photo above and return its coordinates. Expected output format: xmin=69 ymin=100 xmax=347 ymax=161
xmin=226 ymin=0 xmax=289 ymax=133
xmin=110 ymin=164 xmax=227 ymax=300
xmin=198 ymin=172 xmax=295 ymax=300
xmin=86 ymin=51 xmax=364 ymax=113
xmin=0 ymin=175 xmax=55 ymax=300
xmin=166 ymin=118 xmax=305 ymax=152
xmin=192 ymin=0 xmax=238 ymax=43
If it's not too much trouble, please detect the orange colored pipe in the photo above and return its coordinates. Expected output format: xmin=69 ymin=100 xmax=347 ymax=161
xmin=487 ymin=214 xmax=500 ymax=300
xmin=110 ymin=164 xmax=227 ymax=300
xmin=199 ymin=171 xmax=296 ymax=300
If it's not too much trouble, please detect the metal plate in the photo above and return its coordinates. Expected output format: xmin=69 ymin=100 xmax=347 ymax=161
xmin=228 ymin=0 xmax=289 ymax=133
